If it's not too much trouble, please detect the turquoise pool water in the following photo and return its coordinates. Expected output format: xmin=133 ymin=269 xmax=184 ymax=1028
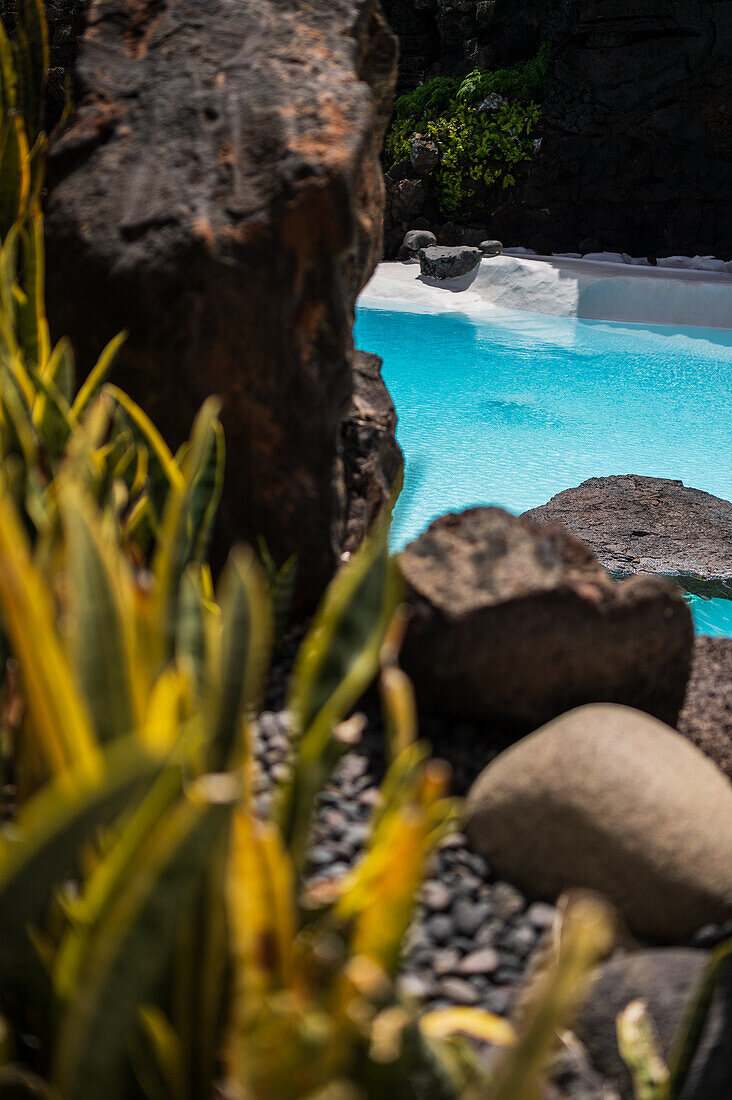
xmin=355 ymin=303 xmax=732 ymax=637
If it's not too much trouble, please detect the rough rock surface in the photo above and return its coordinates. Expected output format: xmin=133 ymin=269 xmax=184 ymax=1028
xmin=576 ymin=950 xmax=732 ymax=1099
xmin=0 ymin=0 xmax=88 ymax=130
xmin=418 ymin=245 xmax=482 ymax=279
xmin=464 ymin=704 xmax=732 ymax=942
xmin=678 ymin=637 xmax=732 ymax=781
xmin=399 ymin=507 xmax=694 ymax=732
xmin=44 ymin=0 xmax=397 ymax=611
xmin=381 ymin=0 xmax=732 ymax=258
xmin=398 ymin=228 xmax=436 ymax=258
xmin=525 ymin=476 xmax=732 ymax=600
xmin=340 ymin=351 xmax=403 ymax=555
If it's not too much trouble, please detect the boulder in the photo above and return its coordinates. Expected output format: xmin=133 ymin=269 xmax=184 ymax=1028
xmin=524 ymin=476 xmax=732 ymax=600
xmin=399 ymin=229 xmax=437 ymax=259
xmin=399 ymin=507 xmax=693 ymax=732
xmin=409 ymin=133 xmax=440 ymax=175
xmin=464 ymin=704 xmax=732 ymax=941
xmin=678 ymin=637 xmax=732 ymax=781
xmin=44 ymin=0 xmax=397 ymax=612
xmin=418 ymin=245 xmax=482 ymax=279
xmin=340 ymin=351 xmax=404 ymax=556
xmin=576 ymin=950 xmax=732 ymax=1099
xmin=479 ymin=240 xmax=503 ymax=256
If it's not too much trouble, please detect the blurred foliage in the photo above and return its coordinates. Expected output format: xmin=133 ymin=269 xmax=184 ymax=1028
xmin=385 ymin=48 xmax=548 ymax=220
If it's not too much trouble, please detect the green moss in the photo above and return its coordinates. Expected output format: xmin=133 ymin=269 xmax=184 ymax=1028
xmin=385 ymin=47 xmax=549 ymax=221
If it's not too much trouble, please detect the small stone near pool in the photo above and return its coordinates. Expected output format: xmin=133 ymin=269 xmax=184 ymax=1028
xmin=464 ymin=704 xmax=732 ymax=941
xmin=399 ymin=229 xmax=437 ymax=259
xmin=479 ymin=239 xmax=503 ymax=255
xmin=418 ymin=245 xmax=482 ymax=279
xmin=399 ymin=507 xmax=693 ymax=732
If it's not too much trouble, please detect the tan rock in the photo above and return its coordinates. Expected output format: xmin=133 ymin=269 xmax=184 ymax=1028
xmin=464 ymin=704 xmax=732 ymax=941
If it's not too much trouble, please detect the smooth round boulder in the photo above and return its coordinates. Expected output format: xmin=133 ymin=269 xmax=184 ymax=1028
xmin=418 ymin=245 xmax=482 ymax=279
xmin=399 ymin=229 xmax=437 ymax=259
xmin=479 ymin=239 xmax=503 ymax=256
xmin=464 ymin=704 xmax=732 ymax=941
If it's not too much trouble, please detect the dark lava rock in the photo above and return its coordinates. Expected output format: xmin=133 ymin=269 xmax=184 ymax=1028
xmin=408 ymin=133 xmax=439 ymax=175
xmin=525 ymin=476 xmax=732 ymax=600
xmin=678 ymin=637 xmax=732 ymax=781
xmin=398 ymin=228 xmax=437 ymax=259
xmin=390 ymin=177 xmax=428 ymax=223
xmin=340 ymin=351 xmax=403 ymax=556
xmin=399 ymin=507 xmax=694 ymax=732
xmin=44 ymin=0 xmax=397 ymax=613
xmin=418 ymin=245 xmax=482 ymax=279
xmin=576 ymin=950 xmax=732 ymax=1099
xmin=479 ymin=240 xmax=503 ymax=256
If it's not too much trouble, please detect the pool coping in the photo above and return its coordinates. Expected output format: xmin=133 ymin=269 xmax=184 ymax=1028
xmin=360 ymin=256 xmax=732 ymax=331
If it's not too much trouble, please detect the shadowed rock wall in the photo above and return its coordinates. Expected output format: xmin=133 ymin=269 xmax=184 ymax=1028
xmin=41 ymin=0 xmax=397 ymax=610
xmin=382 ymin=0 xmax=732 ymax=258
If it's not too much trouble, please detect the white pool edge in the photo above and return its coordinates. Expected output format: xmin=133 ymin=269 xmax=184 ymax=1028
xmin=359 ymin=256 xmax=732 ymax=331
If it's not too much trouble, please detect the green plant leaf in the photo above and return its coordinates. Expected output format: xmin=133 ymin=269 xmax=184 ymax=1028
xmin=52 ymin=775 xmax=237 ymax=1100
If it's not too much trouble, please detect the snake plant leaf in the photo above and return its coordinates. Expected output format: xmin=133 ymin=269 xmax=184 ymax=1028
xmin=0 ymin=480 xmax=100 ymax=777
xmin=667 ymin=937 xmax=732 ymax=1100
xmin=225 ymin=807 xmax=295 ymax=1083
xmin=31 ymin=370 xmax=71 ymax=460
xmin=0 ymin=116 xmax=30 ymax=236
xmin=131 ymin=1006 xmax=186 ymax=1100
xmin=0 ymin=19 xmax=17 ymax=118
xmin=421 ymin=1008 xmax=516 ymax=1047
xmin=206 ymin=546 xmax=271 ymax=771
xmin=16 ymin=0 xmax=48 ymax=142
xmin=43 ymin=336 xmax=75 ymax=404
xmin=489 ymin=893 xmax=615 ymax=1100
xmin=175 ymin=563 xmax=209 ymax=696
xmin=16 ymin=211 xmax=49 ymax=370
xmin=616 ymin=1000 xmax=669 ymax=1100
xmin=151 ymin=398 xmax=223 ymax=663
xmin=60 ymin=485 xmax=142 ymax=744
xmin=190 ymin=416 xmax=224 ymax=563
xmin=0 ymin=737 xmax=157 ymax=986
xmin=53 ymin=775 xmax=237 ymax=1100
xmin=69 ymin=332 xmax=125 ymax=424
xmin=281 ymin=514 xmax=400 ymax=867
xmin=0 ymin=222 xmax=20 ymax=357
xmin=105 ymin=383 xmax=182 ymax=518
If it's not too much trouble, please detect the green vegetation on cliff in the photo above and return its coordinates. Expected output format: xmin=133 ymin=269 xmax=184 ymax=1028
xmin=385 ymin=48 xmax=549 ymax=220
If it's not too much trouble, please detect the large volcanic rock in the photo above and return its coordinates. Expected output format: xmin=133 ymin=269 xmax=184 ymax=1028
xmin=524 ymin=475 xmax=732 ymax=600
xmin=340 ymin=351 xmax=403 ymax=556
xmin=679 ymin=637 xmax=732 ymax=781
xmin=399 ymin=507 xmax=694 ymax=733
xmin=44 ymin=0 xmax=397 ymax=610
xmin=465 ymin=705 xmax=732 ymax=941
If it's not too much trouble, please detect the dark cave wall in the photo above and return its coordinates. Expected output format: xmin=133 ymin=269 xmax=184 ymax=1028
xmin=383 ymin=0 xmax=732 ymax=258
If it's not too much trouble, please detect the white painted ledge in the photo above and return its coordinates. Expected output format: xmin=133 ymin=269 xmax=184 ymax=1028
xmin=359 ymin=255 xmax=732 ymax=330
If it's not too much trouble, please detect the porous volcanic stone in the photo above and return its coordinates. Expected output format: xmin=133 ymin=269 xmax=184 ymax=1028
xmin=399 ymin=507 xmax=693 ymax=732
xmin=524 ymin=476 xmax=732 ymax=600
xmin=464 ymin=704 xmax=732 ymax=941
xmin=340 ymin=351 xmax=404 ymax=556
xmin=399 ymin=229 xmax=437 ymax=259
xmin=678 ymin=637 xmax=732 ymax=780
xmin=44 ymin=0 xmax=397 ymax=612
xmin=576 ymin=950 xmax=732 ymax=1099
xmin=479 ymin=240 xmax=503 ymax=256
xmin=418 ymin=245 xmax=482 ymax=279
xmin=408 ymin=133 xmax=439 ymax=175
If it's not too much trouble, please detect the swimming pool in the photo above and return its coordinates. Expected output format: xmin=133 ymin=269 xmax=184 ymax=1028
xmin=355 ymin=303 xmax=732 ymax=637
